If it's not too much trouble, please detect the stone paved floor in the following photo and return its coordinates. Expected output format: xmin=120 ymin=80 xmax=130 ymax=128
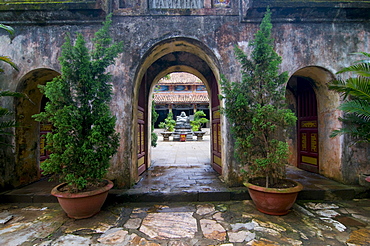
xmin=1 ymin=131 xmax=370 ymax=245
xmin=1 ymin=199 xmax=370 ymax=245
xmin=133 ymin=131 xmax=228 ymax=194
xmin=2 ymin=130 xmax=366 ymax=203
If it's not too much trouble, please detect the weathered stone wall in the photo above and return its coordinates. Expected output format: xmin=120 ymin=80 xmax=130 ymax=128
xmin=0 ymin=0 xmax=370 ymax=190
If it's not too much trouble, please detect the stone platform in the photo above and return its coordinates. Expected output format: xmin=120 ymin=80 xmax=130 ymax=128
xmin=1 ymin=132 xmax=370 ymax=245
xmin=1 ymin=132 xmax=368 ymax=203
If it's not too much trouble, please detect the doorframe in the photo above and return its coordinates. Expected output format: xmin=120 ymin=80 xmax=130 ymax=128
xmin=287 ymin=67 xmax=342 ymax=181
xmin=132 ymin=37 xmax=226 ymax=184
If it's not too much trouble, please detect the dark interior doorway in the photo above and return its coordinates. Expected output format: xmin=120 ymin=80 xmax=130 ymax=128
xmin=297 ymin=77 xmax=319 ymax=173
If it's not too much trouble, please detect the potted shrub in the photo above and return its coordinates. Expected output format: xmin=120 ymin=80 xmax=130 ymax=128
xmin=159 ymin=111 xmax=176 ymax=141
xmin=190 ymin=110 xmax=209 ymax=140
xmin=33 ymin=15 xmax=122 ymax=219
xmin=329 ymin=52 xmax=370 ymax=187
xmin=220 ymin=9 xmax=301 ymax=215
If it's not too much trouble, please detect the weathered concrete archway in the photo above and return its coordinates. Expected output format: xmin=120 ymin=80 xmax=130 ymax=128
xmin=131 ymin=37 xmax=228 ymax=185
xmin=287 ymin=66 xmax=343 ymax=182
xmin=14 ymin=68 xmax=60 ymax=187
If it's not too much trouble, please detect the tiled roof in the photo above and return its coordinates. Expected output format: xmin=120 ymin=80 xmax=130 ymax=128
xmin=158 ymin=72 xmax=203 ymax=85
xmin=153 ymin=93 xmax=209 ymax=104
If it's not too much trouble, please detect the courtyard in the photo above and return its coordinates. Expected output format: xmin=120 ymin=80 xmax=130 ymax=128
xmin=1 ymin=135 xmax=369 ymax=245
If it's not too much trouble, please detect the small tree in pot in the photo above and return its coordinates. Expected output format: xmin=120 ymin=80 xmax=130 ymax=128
xmin=220 ymin=9 xmax=301 ymax=215
xmin=190 ymin=110 xmax=209 ymax=132
xmin=33 ymin=15 xmax=122 ymax=219
xmin=159 ymin=111 xmax=176 ymax=132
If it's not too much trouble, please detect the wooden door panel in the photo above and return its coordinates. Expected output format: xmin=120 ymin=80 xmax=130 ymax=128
xmin=297 ymin=79 xmax=319 ymax=173
xmin=212 ymin=108 xmax=222 ymax=174
xmin=40 ymin=122 xmax=52 ymax=163
xmin=138 ymin=106 xmax=146 ymax=175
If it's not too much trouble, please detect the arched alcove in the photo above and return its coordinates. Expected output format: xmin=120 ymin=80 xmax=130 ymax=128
xmin=15 ymin=68 xmax=59 ymax=187
xmin=287 ymin=66 xmax=343 ymax=182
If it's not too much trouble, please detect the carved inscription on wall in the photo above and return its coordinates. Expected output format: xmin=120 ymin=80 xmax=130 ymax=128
xmin=213 ymin=0 xmax=230 ymax=8
xmin=150 ymin=0 xmax=204 ymax=9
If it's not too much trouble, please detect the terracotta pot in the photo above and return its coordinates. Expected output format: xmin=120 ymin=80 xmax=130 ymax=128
xmin=359 ymin=174 xmax=370 ymax=188
xmin=244 ymin=179 xmax=303 ymax=215
xmin=51 ymin=179 xmax=113 ymax=219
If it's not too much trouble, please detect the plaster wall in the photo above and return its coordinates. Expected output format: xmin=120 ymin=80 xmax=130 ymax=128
xmin=0 ymin=0 xmax=370 ymax=189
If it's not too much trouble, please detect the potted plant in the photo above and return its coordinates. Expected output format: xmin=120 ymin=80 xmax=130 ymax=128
xmin=33 ymin=14 xmax=122 ymax=219
xmin=190 ymin=110 xmax=209 ymax=140
xmin=220 ymin=9 xmax=301 ymax=215
xmin=159 ymin=111 xmax=176 ymax=141
xmin=329 ymin=52 xmax=370 ymax=187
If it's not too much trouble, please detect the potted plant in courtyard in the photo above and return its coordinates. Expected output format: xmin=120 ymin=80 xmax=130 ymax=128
xmin=190 ymin=110 xmax=209 ymax=140
xmin=33 ymin=15 xmax=122 ymax=219
xmin=329 ymin=52 xmax=370 ymax=187
xmin=220 ymin=9 xmax=302 ymax=215
xmin=159 ymin=111 xmax=176 ymax=141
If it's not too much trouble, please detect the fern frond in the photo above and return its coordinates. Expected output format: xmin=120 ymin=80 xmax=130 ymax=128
xmin=0 ymin=24 xmax=15 ymax=39
xmin=337 ymin=63 xmax=370 ymax=77
xmin=0 ymin=56 xmax=19 ymax=71
xmin=339 ymin=100 xmax=370 ymax=122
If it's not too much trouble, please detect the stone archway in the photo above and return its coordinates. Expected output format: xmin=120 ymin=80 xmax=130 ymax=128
xmin=14 ymin=68 xmax=59 ymax=187
xmin=287 ymin=66 xmax=343 ymax=182
xmin=132 ymin=37 xmax=227 ymax=184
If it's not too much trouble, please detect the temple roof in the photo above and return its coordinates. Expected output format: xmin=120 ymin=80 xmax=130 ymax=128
xmin=154 ymin=73 xmax=209 ymax=104
xmin=153 ymin=93 xmax=209 ymax=104
xmin=157 ymin=72 xmax=203 ymax=85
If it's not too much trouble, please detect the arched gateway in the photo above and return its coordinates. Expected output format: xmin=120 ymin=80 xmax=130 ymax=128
xmin=1 ymin=0 xmax=370 ymax=191
xmin=15 ymin=69 xmax=60 ymax=186
xmin=132 ymin=37 xmax=224 ymax=181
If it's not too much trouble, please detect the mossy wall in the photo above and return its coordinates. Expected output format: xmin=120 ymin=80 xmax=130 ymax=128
xmin=0 ymin=0 xmax=370 ymax=190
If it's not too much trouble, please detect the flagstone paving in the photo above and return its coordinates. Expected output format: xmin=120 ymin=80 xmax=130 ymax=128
xmin=1 ymin=199 xmax=370 ymax=245
xmin=1 ymin=131 xmax=369 ymax=245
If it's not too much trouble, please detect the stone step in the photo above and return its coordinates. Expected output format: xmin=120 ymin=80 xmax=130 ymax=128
xmin=1 ymin=175 xmax=368 ymax=204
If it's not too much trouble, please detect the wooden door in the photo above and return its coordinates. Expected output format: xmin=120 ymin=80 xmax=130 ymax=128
xmin=137 ymin=106 xmax=146 ymax=175
xmin=40 ymin=122 xmax=52 ymax=163
xmin=137 ymin=77 xmax=147 ymax=176
xmin=39 ymin=97 xmax=52 ymax=164
xmin=210 ymin=74 xmax=222 ymax=174
xmin=297 ymin=78 xmax=319 ymax=173
xmin=211 ymin=107 xmax=222 ymax=174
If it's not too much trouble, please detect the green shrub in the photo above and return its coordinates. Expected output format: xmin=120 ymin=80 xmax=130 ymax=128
xmin=190 ymin=110 xmax=209 ymax=131
xmin=33 ymin=15 xmax=123 ymax=192
xmin=220 ymin=9 xmax=296 ymax=188
xmin=329 ymin=52 xmax=370 ymax=144
xmin=158 ymin=111 xmax=176 ymax=132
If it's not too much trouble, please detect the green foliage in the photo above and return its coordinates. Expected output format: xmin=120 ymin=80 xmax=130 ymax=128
xmin=190 ymin=110 xmax=209 ymax=131
xmin=220 ymin=9 xmax=296 ymax=188
xmin=329 ymin=52 xmax=370 ymax=143
xmin=0 ymin=24 xmax=18 ymax=73
xmin=158 ymin=111 xmax=176 ymax=132
xmin=33 ymin=14 xmax=123 ymax=192
xmin=151 ymin=102 xmax=159 ymax=147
